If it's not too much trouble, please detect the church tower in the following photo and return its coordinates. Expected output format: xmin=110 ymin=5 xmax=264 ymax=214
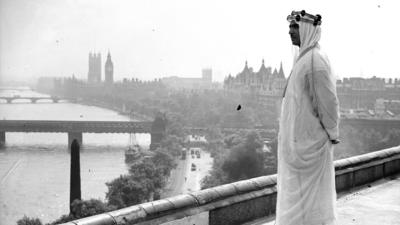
xmin=105 ymin=51 xmax=114 ymax=85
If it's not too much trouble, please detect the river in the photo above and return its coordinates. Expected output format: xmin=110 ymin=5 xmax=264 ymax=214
xmin=0 ymin=89 xmax=150 ymax=225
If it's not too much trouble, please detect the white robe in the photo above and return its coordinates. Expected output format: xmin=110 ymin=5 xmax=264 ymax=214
xmin=276 ymin=21 xmax=339 ymax=225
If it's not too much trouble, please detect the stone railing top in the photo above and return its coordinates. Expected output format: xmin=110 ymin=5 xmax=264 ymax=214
xmin=62 ymin=146 xmax=400 ymax=225
xmin=334 ymin=145 xmax=400 ymax=170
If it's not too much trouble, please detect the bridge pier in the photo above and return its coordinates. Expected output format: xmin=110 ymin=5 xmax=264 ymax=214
xmin=0 ymin=132 xmax=5 ymax=147
xmin=68 ymin=132 xmax=82 ymax=148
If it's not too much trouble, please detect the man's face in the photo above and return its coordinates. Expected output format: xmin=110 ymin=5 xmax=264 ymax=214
xmin=289 ymin=21 xmax=300 ymax=47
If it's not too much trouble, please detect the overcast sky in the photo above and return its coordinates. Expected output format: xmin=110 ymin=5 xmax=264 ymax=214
xmin=0 ymin=0 xmax=398 ymax=83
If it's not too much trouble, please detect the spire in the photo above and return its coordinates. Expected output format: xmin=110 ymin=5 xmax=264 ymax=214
xmin=107 ymin=50 xmax=111 ymax=58
xmin=278 ymin=61 xmax=285 ymax=78
xmin=242 ymin=60 xmax=250 ymax=74
xmin=273 ymin=68 xmax=278 ymax=77
xmin=258 ymin=59 xmax=267 ymax=74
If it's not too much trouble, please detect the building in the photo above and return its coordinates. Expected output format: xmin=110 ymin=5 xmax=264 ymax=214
xmin=224 ymin=60 xmax=286 ymax=96
xmin=88 ymin=52 xmax=102 ymax=83
xmin=336 ymin=76 xmax=400 ymax=109
xmin=161 ymin=68 xmax=213 ymax=90
xmin=104 ymin=51 xmax=114 ymax=85
xmin=185 ymin=135 xmax=208 ymax=148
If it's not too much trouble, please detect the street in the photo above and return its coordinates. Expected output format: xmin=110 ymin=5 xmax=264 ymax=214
xmin=162 ymin=148 xmax=213 ymax=198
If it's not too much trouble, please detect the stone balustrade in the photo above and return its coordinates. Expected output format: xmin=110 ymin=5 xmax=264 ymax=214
xmin=61 ymin=146 xmax=400 ymax=225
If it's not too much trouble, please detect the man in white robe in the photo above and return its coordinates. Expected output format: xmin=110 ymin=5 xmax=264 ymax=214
xmin=275 ymin=10 xmax=340 ymax=225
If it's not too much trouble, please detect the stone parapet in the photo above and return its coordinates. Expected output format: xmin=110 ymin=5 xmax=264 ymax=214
xmin=61 ymin=146 xmax=400 ymax=225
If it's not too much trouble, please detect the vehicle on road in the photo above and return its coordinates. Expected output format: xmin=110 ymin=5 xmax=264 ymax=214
xmin=181 ymin=148 xmax=187 ymax=160
xmin=195 ymin=149 xmax=201 ymax=158
xmin=191 ymin=163 xmax=196 ymax=171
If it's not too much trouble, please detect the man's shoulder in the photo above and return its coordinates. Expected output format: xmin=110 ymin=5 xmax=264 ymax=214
xmin=310 ymin=48 xmax=330 ymax=70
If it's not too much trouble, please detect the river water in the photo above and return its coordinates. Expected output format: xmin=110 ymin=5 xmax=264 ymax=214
xmin=0 ymin=89 xmax=150 ymax=225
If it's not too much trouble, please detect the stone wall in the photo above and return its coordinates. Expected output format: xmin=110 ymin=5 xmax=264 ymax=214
xmin=62 ymin=146 xmax=400 ymax=225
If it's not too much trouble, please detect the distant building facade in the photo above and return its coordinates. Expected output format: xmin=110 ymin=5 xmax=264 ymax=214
xmin=88 ymin=52 xmax=102 ymax=83
xmin=224 ymin=60 xmax=286 ymax=96
xmin=161 ymin=68 xmax=213 ymax=90
xmin=104 ymin=51 xmax=114 ymax=85
xmin=223 ymin=60 xmax=286 ymax=120
xmin=336 ymin=76 xmax=400 ymax=110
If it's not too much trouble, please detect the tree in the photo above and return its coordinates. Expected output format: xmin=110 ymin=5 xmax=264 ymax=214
xmin=160 ymin=135 xmax=184 ymax=157
xmin=105 ymin=174 xmax=154 ymax=208
xmin=129 ymin=161 xmax=166 ymax=189
xmin=201 ymin=132 xmax=267 ymax=189
xmin=151 ymin=150 xmax=176 ymax=177
xmin=49 ymin=199 xmax=114 ymax=224
xmin=264 ymin=138 xmax=278 ymax=175
xmin=221 ymin=132 xmax=265 ymax=181
xmin=17 ymin=216 xmax=42 ymax=225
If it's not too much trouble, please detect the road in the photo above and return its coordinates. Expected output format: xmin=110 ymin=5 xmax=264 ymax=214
xmin=162 ymin=148 xmax=213 ymax=198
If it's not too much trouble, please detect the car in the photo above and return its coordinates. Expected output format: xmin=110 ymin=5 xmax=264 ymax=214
xmin=191 ymin=163 xmax=196 ymax=171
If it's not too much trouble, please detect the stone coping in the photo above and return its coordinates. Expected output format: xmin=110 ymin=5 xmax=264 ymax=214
xmin=334 ymin=146 xmax=400 ymax=170
xmin=62 ymin=146 xmax=400 ymax=225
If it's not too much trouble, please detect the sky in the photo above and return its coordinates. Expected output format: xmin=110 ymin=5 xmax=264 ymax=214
xmin=0 ymin=0 xmax=398 ymax=83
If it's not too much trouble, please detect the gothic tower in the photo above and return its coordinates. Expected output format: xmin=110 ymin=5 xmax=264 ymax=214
xmin=105 ymin=51 xmax=114 ymax=85
xmin=88 ymin=52 xmax=102 ymax=83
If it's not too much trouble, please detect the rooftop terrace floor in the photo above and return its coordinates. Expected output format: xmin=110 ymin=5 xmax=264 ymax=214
xmin=245 ymin=174 xmax=400 ymax=225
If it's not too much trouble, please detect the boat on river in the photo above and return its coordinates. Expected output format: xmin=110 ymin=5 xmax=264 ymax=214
xmin=125 ymin=133 xmax=142 ymax=163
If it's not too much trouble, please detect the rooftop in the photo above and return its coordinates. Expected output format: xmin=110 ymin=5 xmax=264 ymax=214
xmin=246 ymin=174 xmax=400 ymax=225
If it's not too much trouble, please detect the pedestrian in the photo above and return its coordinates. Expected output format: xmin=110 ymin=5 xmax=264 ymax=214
xmin=276 ymin=10 xmax=340 ymax=225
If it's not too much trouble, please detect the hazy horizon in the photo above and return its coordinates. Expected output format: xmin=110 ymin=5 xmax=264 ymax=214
xmin=1 ymin=0 xmax=399 ymax=83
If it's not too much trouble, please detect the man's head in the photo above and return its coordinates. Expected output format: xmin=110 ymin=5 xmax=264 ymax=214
xmin=289 ymin=20 xmax=300 ymax=47
xmin=287 ymin=10 xmax=322 ymax=47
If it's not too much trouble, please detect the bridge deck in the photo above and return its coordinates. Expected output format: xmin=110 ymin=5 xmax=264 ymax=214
xmin=0 ymin=120 xmax=153 ymax=133
xmin=245 ymin=174 xmax=400 ymax=225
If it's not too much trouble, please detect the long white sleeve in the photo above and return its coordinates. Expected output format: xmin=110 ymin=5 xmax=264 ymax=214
xmin=307 ymin=69 xmax=340 ymax=140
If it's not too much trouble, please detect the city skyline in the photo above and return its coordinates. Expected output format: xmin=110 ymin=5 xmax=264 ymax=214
xmin=1 ymin=0 xmax=399 ymax=83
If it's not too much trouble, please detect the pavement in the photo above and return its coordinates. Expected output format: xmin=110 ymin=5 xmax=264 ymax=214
xmin=245 ymin=174 xmax=400 ymax=225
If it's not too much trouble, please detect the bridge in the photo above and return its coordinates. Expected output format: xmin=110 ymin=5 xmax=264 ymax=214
xmin=0 ymin=96 xmax=63 ymax=103
xmin=60 ymin=146 xmax=400 ymax=225
xmin=0 ymin=120 xmax=165 ymax=148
